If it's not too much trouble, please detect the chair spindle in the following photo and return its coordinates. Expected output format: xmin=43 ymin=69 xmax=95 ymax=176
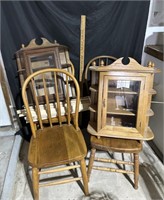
xmin=54 ymin=72 xmax=62 ymax=125
xmin=66 ymin=75 xmax=71 ymax=125
xmin=42 ymin=74 xmax=53 ymax=127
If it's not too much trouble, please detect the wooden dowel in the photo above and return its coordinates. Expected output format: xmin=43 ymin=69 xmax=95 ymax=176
xmin=92 ymin=166 xmax=134 ymax=174
xmin=39 ymin=177 xmax=82 ymax=187
xmin=66 ymin=75 xmax=71 ymax=125
xmin=94 ymin=157 xmax=134 ymax=165
xmin=54 ymin=72 xmax=62 ymax=125
xmin=39 ymin=165 xmax=80 ymax=175
xmin=31 ymin=78 xmax=43 ymax=129
xmin=43 ymin=74 xmax=52 ymax=127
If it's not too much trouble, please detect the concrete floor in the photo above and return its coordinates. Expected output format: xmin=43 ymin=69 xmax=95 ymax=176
xmin=0 ymin=135 xmax=14 ymax=194
xmin=14 ymin=140 xmax=164 ymax=200
xmin=0 ymin=132 xmax=164 ymax=200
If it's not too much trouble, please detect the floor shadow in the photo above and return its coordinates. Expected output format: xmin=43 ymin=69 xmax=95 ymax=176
xmin=81 ymin=191 xmax=119 ymax=200
xmin=81 ymin=128 xmax=91 ymax=151
xmin=68 ymin=162 xmax=86 ymax=194
xmin=140 ymin=162 xmax=164 ymax=200
xmin=109 ymin=152 xmax=134 ymax=188
xmin=89 ymin=150 xmax=134 ymax=188
xmin=19 ymin=140 xmax=34 ymax=198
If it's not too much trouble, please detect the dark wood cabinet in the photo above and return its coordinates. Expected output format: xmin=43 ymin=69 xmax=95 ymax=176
xmin=15 ymin=38 xmax=75 ymax=104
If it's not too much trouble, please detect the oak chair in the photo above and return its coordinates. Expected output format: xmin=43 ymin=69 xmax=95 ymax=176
xmin=22 ymin=68 xmax=89 ymax=200
xmin=85 ymin=56 xmax=142 ymax=189
xmin=87 ymin=136 xmax=142 ymax=189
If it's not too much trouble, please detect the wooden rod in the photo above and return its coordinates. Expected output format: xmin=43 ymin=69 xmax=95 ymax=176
xmin=92 ymin=166 xmax=134 ymax=174
xmin=31 ymin=78 xmax=43 ymax=130
xmin=39 ymin=164 xmax=80 ymax=175
xmin=39 ymin=177 xmax=82 ymax=187
xmin=66 ymin=75 xmax=71 ymax=125
xmin=54 ymin=72 xmax=62 ymax=125
xmin=94 ymin=157 xmax=134 ymax=165
xmin=43 ymin=74 xmax=52 ymax=127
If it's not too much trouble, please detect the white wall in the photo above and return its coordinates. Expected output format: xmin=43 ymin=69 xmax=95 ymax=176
xmin=141 ymin=0 xmax=164 ymax=156
xmin=0 ymin=83 xmax=12 ymax=126
xmin=0 ymin=52 xmax=12 ymax=126
xmin=0 ymin=51 xmax=20 ymax=134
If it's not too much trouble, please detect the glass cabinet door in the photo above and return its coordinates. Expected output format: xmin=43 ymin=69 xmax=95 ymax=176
xmin=28 ymin=52 xmax=57 ymax=73
xmin=102 ymin=77 xmax=144 ymax=131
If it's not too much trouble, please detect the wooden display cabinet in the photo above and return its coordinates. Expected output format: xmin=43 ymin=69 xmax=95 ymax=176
xmin=87 ymin=57 xmax=160 ymax=140
xmin=15 ymin=38 xmax=75 ymax=105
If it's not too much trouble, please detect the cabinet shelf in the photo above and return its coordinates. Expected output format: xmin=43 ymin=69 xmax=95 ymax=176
xmin=108 ymin=88 xmax=138 ymax=95
xmin=107 ymin=108 xmax=136 ymax=116
xmin=89 ymin=85 xmax=98 ymax=92
xmin=61 ymin=63 xmax=72 ymax=68
xmin=144 ymin=45 xmax=163 ymax=61
xmin=147 ymin=109 xmax=154 ymax=116
xmin=87 ymin=122 xmax=154 ymax=140
xmin=89 ymin=104 xmax=97 ymax=112
xmin=148 ymin=89 xmax=157 ymax=95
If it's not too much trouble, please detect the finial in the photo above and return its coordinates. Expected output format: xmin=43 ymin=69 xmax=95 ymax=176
xmin=22 ymin=44 xmax=25 ymax=48
xmin=100 ymin=60 xmax=104 ymax=66
xmin=151 ymin=62 xmax=155 ymax=68
xmin=147 ymin=61 xmax=155 ymax=68
xmin=92 ymin=61 xmax=96 ymax=66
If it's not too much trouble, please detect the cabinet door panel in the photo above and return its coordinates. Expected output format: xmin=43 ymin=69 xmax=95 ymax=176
xmin=102 ymin=76 xmax=145 ymax=133
xmin=28 ymin=52 xmax=57 ymax=73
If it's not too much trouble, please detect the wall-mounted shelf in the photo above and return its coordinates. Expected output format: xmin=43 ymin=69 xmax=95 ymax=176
xmin=144 ymin=45 xmax=163 ymax=61
xmin=87 ymin=57 xmax=158 ymax=140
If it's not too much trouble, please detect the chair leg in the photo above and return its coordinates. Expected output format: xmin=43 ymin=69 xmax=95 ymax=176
xmin=32 ymin=167 xmax=39 ymax=200
xmin=134 ymin=153 xmax=139 ymax=189
xmin=80 ymin=158 xmax=89 ymax=196
xmin=87 ymin=148 xmax=96 ymax=181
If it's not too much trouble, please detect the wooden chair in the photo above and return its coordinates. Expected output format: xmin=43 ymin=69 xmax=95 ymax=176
xmin=87 ymin=136 xmax=142 ymax=189
xmin=85 ymin=56 xmax=142 ymax=189
xmin=22 ymin=68 xmax=89 ymax=200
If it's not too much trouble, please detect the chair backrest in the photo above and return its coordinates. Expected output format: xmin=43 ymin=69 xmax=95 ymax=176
xmin=84 ymin=55 xmax=117 ymax=95
xmin=22 ymin=68 xmax=80 ymax=138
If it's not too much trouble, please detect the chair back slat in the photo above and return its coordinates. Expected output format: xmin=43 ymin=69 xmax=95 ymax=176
xmin=54 ymin=72 xmax=62 ymax=125
xmin=22 ymin=68 xmax=80 ymax=138
xmin=42 ymin=74 xmax=53 ymax=127
xmin=66 ymin=75 xmax=71 ymax=125
xmin=31 ymin=78 xmax=43 ymax=130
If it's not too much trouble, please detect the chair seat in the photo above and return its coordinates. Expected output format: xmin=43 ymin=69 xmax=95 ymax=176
xmin=91 ymin=136 xmax=142 ymax=153
xmin=28 ymin=125 xmax=87 ymax=168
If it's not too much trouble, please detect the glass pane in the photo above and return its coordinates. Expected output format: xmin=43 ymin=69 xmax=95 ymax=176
xmin=34 ymin=72 xmax=56 ymax=97
xmin=106 ymin=80 xmax=141 ymax=128
xmin=29 ymin=53 xmax=55 ymax=72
